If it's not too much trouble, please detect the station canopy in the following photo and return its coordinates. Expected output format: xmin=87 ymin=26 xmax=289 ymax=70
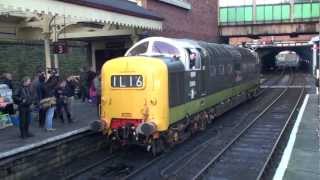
xmin=0 ymin=0 xmax=163 ymax=41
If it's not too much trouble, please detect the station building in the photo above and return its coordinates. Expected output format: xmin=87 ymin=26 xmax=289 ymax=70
xmin=0 ymin=0 xmax=219 ymax=78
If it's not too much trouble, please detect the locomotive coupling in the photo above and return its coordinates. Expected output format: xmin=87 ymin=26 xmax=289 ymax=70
xmin=90 ymin=120 xmax=107 ymax=132
xmin=136 ymin=122 xmax=157 ymax=136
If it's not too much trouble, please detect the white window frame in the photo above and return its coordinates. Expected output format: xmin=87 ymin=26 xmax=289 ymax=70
xmin=158 ymin=0 xmax=192 ymax=10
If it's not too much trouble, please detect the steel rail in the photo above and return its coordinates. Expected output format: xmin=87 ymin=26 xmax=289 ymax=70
xmin=192 ymin=81 xmax=291 ymax=180
xmin=191 ymin=71 xmax=297 ymax=180
xmin=256 ymin=87 xmax=305 ymax=180
xmin=159 ymin=71 xmax=289 ymax=179
xmin=64 ymin=153 xmax=118 ymax=180
xmin=121 ymin=153 xmax=165 ymax=180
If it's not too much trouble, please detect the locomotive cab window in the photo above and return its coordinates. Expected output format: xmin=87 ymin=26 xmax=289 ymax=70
xmin=152 ymin=41 xmax=180 ymax=59
xmin=186 ymin=48 xmax=201 ymax=70
xmin=127 ymin=42 xmax=149 ymax=56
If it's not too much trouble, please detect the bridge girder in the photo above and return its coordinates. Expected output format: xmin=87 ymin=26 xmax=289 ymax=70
xmin=220 ymin=22 xmax=319 ymax=37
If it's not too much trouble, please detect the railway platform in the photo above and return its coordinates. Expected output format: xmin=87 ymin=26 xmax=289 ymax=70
xmin=0 ymin=100 xmax=98 ymax=159
xmin=274 ymin=94 xmax=320 ymax=180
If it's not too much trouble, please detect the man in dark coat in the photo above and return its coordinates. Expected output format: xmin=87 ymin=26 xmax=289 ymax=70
xmin=36 ymin=71 xmax=46 ymax=128
xmin=1 ymin=73 xmax=13 ymax=90
xmin=55 ymin=81 xmax=73 ymax=123
xmin=79 ymin=67 xmax=89 ymax=102
xmin=15 ymin=77 xmax=33 ymax=139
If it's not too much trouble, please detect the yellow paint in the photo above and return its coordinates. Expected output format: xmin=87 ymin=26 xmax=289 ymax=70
xmin=100 ymin=56 xmax=169 ymax=132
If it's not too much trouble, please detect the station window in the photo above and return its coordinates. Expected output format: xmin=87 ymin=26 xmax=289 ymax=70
xmin=152 ymin=41 xmax=180 ymax=58
xmin=127 ymin=42 xmax=149 ymax=56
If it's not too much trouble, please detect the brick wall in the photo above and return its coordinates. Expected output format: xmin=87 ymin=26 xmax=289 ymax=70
xmin=143 ymin=0 xmax=219 ymax=41
xmin=0 ymin=41 xmax=89 ymax=83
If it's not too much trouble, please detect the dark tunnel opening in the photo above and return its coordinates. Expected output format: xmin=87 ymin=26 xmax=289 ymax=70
xmin=257 ymin=46 xmax=313 ymax=74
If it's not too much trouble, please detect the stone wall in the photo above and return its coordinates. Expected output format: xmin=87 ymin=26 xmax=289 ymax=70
xmin=0 ymin=131 xmax=107 ymax=180
xmin=0 ymin=41 xmax=89 ymax=83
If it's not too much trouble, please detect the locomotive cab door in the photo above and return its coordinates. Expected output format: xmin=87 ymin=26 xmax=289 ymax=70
xmin=186 ymin=48 xmax=206 ymax=100
xmin=197 ymin=48 xmax=207 ymax=97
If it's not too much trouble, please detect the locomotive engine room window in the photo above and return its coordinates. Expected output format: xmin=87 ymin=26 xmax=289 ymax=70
xmin=242 ymin=64 xmax=248 ymax=72
xmin=234 ymin=63 xmax=241 ymax=71
xmin=127 ymin=42 xmax=149 ymax=56
xmin=186 ymin=48 xmax=201 ymax=70
xmin=218 ymin=64 xmax=225 ymax=75
xmin=227 ymin=64 xmax=233 ymax=74
xmin=209 ymin=66 xmax=216 ymax=77
xmin=152 ymin=41 xmax=180 ymax=58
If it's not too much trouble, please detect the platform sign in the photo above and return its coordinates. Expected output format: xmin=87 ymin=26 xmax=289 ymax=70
xmin=53 ymin=41 xmax=68 ymax=54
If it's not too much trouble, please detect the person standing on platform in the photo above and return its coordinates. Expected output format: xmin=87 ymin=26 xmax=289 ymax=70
xmin=93 ymin=73 xmax=101 ymax=117
xmin=36 ymin=71 xmax=46 ymax=128
xmin=1 ymin=73 xmax=13 ymax=90
xmin=87 ymin=68 xmax=96 ymax=103
xmin=42 ymin=70 xmax=59 ymax=131
xmin=55 ymin=80 xmax=73 ymax=123
xmin=79 ymin=67 xmax=89 ymax=102
xmin=1 ymin=73 xmax=15 ymax=115
xmin=65 ymin=76 xmax=76 ymax=117
xmin=15 ymin=77 xmax=33 ymax=139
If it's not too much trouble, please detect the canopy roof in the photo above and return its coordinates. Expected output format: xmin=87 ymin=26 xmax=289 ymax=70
xmin=0 ymin=0 xmax=163 ymax=30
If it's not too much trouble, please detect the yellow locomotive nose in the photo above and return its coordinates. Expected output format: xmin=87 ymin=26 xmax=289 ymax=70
xmin=100 ymin=56 xmax=169 ymax=134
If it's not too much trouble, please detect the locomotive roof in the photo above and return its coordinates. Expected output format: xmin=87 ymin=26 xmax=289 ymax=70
xmin=127 ymin=36 xmax=248 ymax=57
xmin=125 ymin=37 xmax=257 ymax=70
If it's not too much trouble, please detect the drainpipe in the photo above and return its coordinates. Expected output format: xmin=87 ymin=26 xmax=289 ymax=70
xmin=44 ymin=36 xmax=51 ymax=78
xmin=253 ymin=0 xmax=256 ymax=24
xmin=290 ymin=0 xmax=294 ymax=22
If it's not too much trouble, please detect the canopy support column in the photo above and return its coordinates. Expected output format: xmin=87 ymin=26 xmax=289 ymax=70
xmin=91 ymin=43 xmax=97 ymax=72
xmin=54 ymin=54 xmax=59 ymax=74
xmin=44 ymin=37 xmax=52 ymax=78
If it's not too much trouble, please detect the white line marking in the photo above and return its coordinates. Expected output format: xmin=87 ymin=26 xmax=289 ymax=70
xmin=0 ymin=126 xmax=90 ymax=160
xmin=261 ymin=85 xmax=312 ymax=88
xmin=190 ymin=71 xmax=196 ymax=78
xmin=189 ymin=81 xmax=196 ymax=87
xmin=272 ymin=94 xmax=310 ymax=180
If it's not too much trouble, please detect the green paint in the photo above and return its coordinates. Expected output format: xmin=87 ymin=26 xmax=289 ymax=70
xmin=220 ymin=8 xmax=228 ymax=23
xmin=281 ymin=5 xmax=290 ymax=20
xmin=245 ymin=7 xmax=253 ymax=21
xmin=302 ymin=4 xmax=311 ymax=19
xmin=219 ymin=2 xmax=319 ymax=25
xmin=311 ymin=3 xmax=320 ymax=18
xmin=169 ymin=81 xmax=258 ymax=124
xmin=273 ymin=5 xmax=282 ymax=21
xmin=236 ymin=7 xmax=245 ymax=22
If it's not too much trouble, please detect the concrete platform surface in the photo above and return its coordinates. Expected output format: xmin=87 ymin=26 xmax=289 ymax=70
xmin=0 ymin=100 xmax=98 ymax=158
xmin=274 ymin=94 xmax=320 ymax=180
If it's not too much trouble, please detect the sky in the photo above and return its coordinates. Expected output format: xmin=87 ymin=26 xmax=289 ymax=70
xmin=219 ymin=0 xmax=291 ymax=7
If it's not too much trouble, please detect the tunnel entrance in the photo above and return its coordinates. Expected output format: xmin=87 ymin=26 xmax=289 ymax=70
xmin=257 ymin=45 xmax=313 ymax=73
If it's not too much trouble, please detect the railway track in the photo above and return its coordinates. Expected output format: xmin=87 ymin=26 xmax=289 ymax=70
xmin=53 ymin=72 xmax=298 ymax=180
xmin=120 ymin=72 xmax=292 ymax=180
xmin=157 ymin=73 xmax=305 ymax=180
xmin=64 ymin=153 xmax=119 ymax=180
xmin=192 ymin=88 xmax=304 ymax=180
